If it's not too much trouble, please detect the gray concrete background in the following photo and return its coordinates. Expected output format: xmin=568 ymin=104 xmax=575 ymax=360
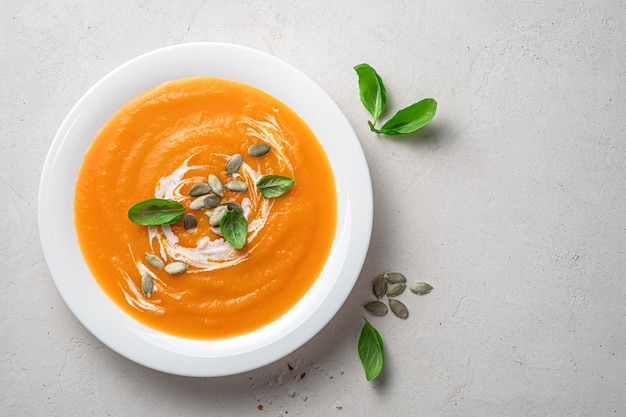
xmin=2 ymin=1 xmax=625 ymax=415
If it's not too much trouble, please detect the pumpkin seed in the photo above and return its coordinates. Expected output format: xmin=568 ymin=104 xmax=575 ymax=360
xmin=211 ymin=225 xmax=223 ymax=236
xmin=386 ymin=282 xmax=406 ymax=297
xmin=410 ymin=282 xmax=433 ymax=295
xmin=372 ymin=275 xmax=387 ymax=299
xmin=208 ymin=174 xmax=224 ymax=195
xmin=221 ymin=201 xmax=243 ymax=213
xmin=164 ymin=261 xmax=188 ymax=275
xmin=190 ymin=194 xmax=220 ymax=210
xmin=209 ymin=205 xmax=228 ymax=226
xmin=364 ymin=301 xmax=388 ymax=316
xmin=188 ymin=183 xmax=211 ymax=197
xmin=145 ymin=253 xmax=164 ymax=270
xmin=183 ymin=213 xmax=197 ymax=230
xmin=389 ymin=299 xmax=409 ymax=319
xmin=189 ymin=196 xmax=207 ymax=210
xmin=383 ymin=272 xmax=406 ymax=284
xmin=225 ymin=154 xmax=243 ymax=175
xmin=141 ymin=272 xmax=154 ymax=297
xmin=204 ymin=193 xmax=221 ymax=208
xmin=248 ymin=143 xmax=271 ymax=157
xmin=225 ymin=180 xmax=248 ymax=192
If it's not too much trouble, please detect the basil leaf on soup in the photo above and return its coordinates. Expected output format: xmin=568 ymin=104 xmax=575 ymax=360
xmin=220 ymin=208 xmax=248 ymax=249
xmin=358 ymin=318 xmax=384 ymax=381
xmin=128 ymin=198 xmax=186 ymax=226
xmin=256 ymin=175 xmax=295 ymax=199
xmin=354 ymin=63 xmax=387 ymax=125
xmin=373 ymin=98 xmax=437 ymax=136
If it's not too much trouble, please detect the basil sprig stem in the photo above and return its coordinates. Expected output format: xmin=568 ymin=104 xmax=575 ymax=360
xmin=354 ymin=63 xmax=437 ymax=136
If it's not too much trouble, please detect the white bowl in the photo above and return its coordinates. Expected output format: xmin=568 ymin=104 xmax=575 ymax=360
xmin=38 ymin=42 xmax=372 ymax=377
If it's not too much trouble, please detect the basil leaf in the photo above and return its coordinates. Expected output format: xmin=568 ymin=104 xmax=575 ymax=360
xmin=358 ymin=318 xmax=384 ymax=381
xmin=354 ymin=63 xmax=387 ymax=125
xmin=128 ymin=198 xmax=186 ymax=226
xmin=256 ymin=175 xmax=295 ymax=199
xmin=220 ymin=208 xmax=248 ymax=249
xmin=373 ymin=98 xmax=437 ymax=135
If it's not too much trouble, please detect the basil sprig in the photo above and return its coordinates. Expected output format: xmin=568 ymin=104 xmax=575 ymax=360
xmin=128 ymin=198 xmax=186 ymax=226
xmin=220 ymin=208 xmax=248 ymax=249
xmin=358 ymin=318 xmax=384 ymax=381
xmin=256 ymin=175 xmax=295 ymax=199
xmin=354 ymin=63 xmax=437 ymax=136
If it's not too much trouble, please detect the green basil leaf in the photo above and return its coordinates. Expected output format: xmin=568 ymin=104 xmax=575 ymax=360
xmin=256 ymin=175 xmax=295 ymax=199
xmin=373 ymin=98 xmax=437 ymax=135
xmin=219 ymin=208 xmax=248 ymax=249
xmin=128 ymin=198 xmax=186 ymax=226
xmin=358 ymin=318 xmax=384 ymax=381
xmin=354 ymin=63 xmax=387 ymax=125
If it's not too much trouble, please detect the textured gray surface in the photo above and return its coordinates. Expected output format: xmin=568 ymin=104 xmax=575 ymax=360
xmin=2 ymin=1 xmax=626 ymax=415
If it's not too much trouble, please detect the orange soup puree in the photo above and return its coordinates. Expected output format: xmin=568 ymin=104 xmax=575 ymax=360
xmin=74 ymin=77 xmax=337 ymax=339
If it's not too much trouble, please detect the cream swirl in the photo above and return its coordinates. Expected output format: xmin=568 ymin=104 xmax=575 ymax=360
xmin=135 ymin=112 xmax=295 ymax=274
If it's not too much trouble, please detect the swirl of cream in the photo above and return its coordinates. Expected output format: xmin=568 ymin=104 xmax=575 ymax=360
xmin=140 ymin=113 xmax=295 ymax=273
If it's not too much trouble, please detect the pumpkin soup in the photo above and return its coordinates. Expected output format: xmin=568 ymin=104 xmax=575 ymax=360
xmin=74 ymin=77 xmax=337 ymax=340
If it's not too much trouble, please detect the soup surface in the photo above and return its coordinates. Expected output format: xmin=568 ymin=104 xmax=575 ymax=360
xmin=74 ymin=77 xmax=337 ymax=339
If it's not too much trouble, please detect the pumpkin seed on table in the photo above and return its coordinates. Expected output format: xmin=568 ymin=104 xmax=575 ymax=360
xmin=389 ymin=299 xmax=409 ymax=319
xmin=383 ymin=272 xmax=406 ymax=284
xmin=145 ymin=253 xmax=164 ymax=269
xmin=386 ymin=282 xmax=406 ymax=297
xmin=248 ymin=143 xmax=270 ymax=157
xmin=410 ymin=282 xmax=433 ymax=295
xmin=188 ymin=183 xmax=211 ymax=197
xmin=183 ymin=213 xmax=197 ymax=230
xmin=372 ymin=274 xmax=387 ymax=299
xmin=164 ymin=261 xmax=188 ymax=275
xmin=225 ymin=180 xmax=248 ymax=192
xmin=225 ymin=154 xmax=243 ymax=175
xmin=141 ymin=272 xmax=154 ymax=297
xmin=208 ymin=174 xmax=224 ymax=195
xmin=364 ymin=301 xmax=388 ymax=316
